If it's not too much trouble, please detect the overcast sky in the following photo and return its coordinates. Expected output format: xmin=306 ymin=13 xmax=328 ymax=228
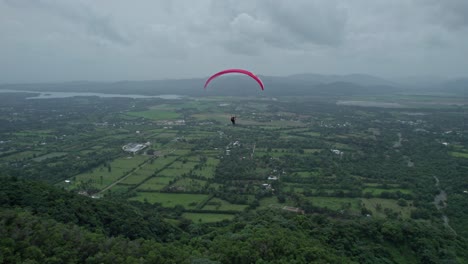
xmin=1 ymin=0 xmax=467 ymax=83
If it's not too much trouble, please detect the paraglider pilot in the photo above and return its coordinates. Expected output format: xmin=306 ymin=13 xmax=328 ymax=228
xmin=231 ymin=116 xmax=237 ymax=125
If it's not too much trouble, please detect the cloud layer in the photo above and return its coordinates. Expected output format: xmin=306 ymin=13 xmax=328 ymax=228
xmin=1 ymin=0 xmax=467 ymax=82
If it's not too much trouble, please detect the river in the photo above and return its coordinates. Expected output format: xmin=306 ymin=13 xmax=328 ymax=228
xmin=0 ymin=89 xmax=182 ymax=100
xmin=336 ymin=100 xmax=404 ymax=108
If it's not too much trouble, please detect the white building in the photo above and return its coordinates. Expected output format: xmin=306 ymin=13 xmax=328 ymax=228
xmin=331 ymin=149 xmax=343 ymax=155
xmin=122 ymin=142 xmax=150 ymax=153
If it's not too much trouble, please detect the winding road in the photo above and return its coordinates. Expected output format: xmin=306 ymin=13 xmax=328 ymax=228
xmin=433 ymin=176 xmax=457 ymax=235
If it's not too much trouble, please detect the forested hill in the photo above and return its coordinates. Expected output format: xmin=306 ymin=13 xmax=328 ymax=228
xmin=0 ymin=176 xmax=179 ymax=241
xmin=1 ymin=74 xmax=466 ymax=97
xmin=1 ymin=176 xmax=467 ymax=263
xmin=0 ymin=74 xmax=400 ymax=97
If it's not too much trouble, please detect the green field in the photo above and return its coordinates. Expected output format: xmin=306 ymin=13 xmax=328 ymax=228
xmin=105 ymin=184 xmax=130 ymax=195
xmin=283 ymin=184 xmax=352 ymax=195
xmin=363 ymin=187 xmax=412 ymax=195
xmin=306 ymin=197 xmax=360 ymax=212
xmin=192 ymin=113 xmax=229 ymax=123
xmin=299 ymin=131 xmax=321 ymax=137
xmin=137 ymin=177 xmax=173 ymax=191
xmin=158 ymin=161 xmax=197 ymax=177
xmin=129 ymin=192 xmax=210 ymax=208
xmin=303 ymin=149 xmax=322 ymax=153
xmin=254 ymin=148 xmax=295 ymax=158
xmin=192 ymin=157 xmax=219 ymax=178
xmin=202 ymin=198 xmax=248 ymax=212
xmin=450 ymin=152 xmax=468 ymax=158
xmin=120 ymin=156 xmax=180 ymax=186
xmin=155 ymin=134 xmax=178 ymax=141
xmin=259 ymin=196 xmax=295 ymax=208
xmin=119 ymin=170 xmax=151 ymax=185
xmin=2 ymin=151 xmax=41 ymax=162
xmin=183 ymin=131 xmax=217 ymax=140
xmin=71 ymin=155 xmax=149 ymax=190
xmin=361 ymin=198 xmax=414 ymax=219
xmin=12 ymin=130 xmax=53 ymax=136
xmin=148 ymin=104 xmax=176 ymax=110
xmin=292 ymin=171 xmax=320 ymax=177
xmin=169 ymin=178 xmax=208 ymax=192
xmin=182 ymin=213 xmax=235 ymax=223
xmin=127 ymin=110 xmax=181 ymax=120
xmin=32 ymin=152 xmax=68 ymax=162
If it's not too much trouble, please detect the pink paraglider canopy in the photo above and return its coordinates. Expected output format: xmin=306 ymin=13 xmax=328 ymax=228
xmin=204 ymin=69 xmax=264 ymax=90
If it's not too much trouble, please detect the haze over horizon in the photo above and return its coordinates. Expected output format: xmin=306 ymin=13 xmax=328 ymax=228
xmin=1 ymin=0 xmax=468 ymax=83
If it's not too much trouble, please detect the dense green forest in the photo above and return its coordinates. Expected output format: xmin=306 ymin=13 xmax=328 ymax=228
xmin=1 ymin=176 xmax=467 ymax=263
xmin=0 ymin=92 xmax=467 ymax=263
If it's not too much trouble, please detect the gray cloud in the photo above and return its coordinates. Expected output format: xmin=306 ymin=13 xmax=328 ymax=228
xmin=203 ymin=0 xmax=347 ymax=55
xmin=260 ymin=0 xmax=347 ymax=46
xmin=3 ymin=0 xmax=129 ymax=45
xmin=0 ymin=0 xmax=467 ymax=82
xmin=421 ymin=0 xmax=468 ymax=29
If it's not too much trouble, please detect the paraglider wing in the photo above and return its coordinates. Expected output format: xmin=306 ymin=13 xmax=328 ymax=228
xmin=204 ymin=69 xmax=264 ymax=90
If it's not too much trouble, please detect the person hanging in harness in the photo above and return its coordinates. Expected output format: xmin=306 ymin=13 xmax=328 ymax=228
xmin=230 ymin=116 xmax=237 ymax=125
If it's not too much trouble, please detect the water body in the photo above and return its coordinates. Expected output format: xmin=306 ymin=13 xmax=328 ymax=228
xmin=0 ymin=89 xmax=182 ymax=100
xmin=336 ymin=100 xmax=404 ymax=108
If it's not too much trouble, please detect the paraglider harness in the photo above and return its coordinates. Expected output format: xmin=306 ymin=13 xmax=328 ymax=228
xmin=231 ymin=116 xmax=236 ymax=125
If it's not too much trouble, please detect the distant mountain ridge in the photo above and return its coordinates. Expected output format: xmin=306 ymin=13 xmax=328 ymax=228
xmin=282 ymin=73 xmax=396 ymax=87
xmin=0 ymin=73 xmax=465 ymax=96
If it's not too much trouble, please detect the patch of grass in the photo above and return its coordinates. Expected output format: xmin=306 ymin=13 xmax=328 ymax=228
xmin=202 ymin=198 xmax=248 ymax=212
xmin=153 ymin=132 xmax=177 ymax=139
xmin=158 ymin=161 xmax=197 ymax=177
xmin=361 ymin=198 xmax=415 ymax=219
xmin=363 ymin=187 xmax=412 ymax=195
xmin=70 ymin=155 xmax=149 ymax=190
xmin=13 ymin=130 xmax=53 ymax=136
xmin=183 ymin=131 xmax=217 ymax=140
xmin=2 ymin=151 xmax=41 ymax=162
xmin=299 ymin=132 xmax=321 ymax=137
xmin=105 ymin=184 xmax=130 ymax=195
xmin=450 ymin=152 xmax=468 ymax=158
xmin=259 ymin=196 xmax=295 ymax=208
xmin=32 ymin=152 xmax=68 ymax=162
xmin=137 ymin=177 xmax=173 ymax=191
xmin=91 ymin=145 xmax=104 ymax=150
xmin=192 ymin=113 xmax=229 ymax=123
xmin=169 ymin=178 xmax=208 ymax=192
xmin=148 ymin=104 xmax=175 ymax=110
xmin=167 ymin=149 xmax=191 ymax=156
xmin=363 ymin=183 xmax=400 ymax=188
xmin=256 ymin=120 xmax=305 ymax=127
xmin=292 ymin=171 xmax=320 ymax=177
xmin=303 ymin=149 xmax=322 ymax=153
xmin=255 ymin=148 xmax=294 ymax=158
xmin=182 ymin=213 xmax=234 ymax=223
xmin=306 ymin=197 xmax=360 ymax=212
xmin=201 ymin=150 xmax=221 ymax=157
xmin=119 ymin=170 xmax=151 ymax=185
xmin=129 ymin=192 xmax=210 ymax=208
xmin=146 ymin=155 xmax=179 ymax=169
xmin=325 ymin=142 xmax=354 ymax=151
xmin=127 ymin=110 xmax=180 ymax=120
xmin=283 ymin=184 xmax=350 ymax=196
xmin=284 ymin=184 xmax=305 ymax=193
